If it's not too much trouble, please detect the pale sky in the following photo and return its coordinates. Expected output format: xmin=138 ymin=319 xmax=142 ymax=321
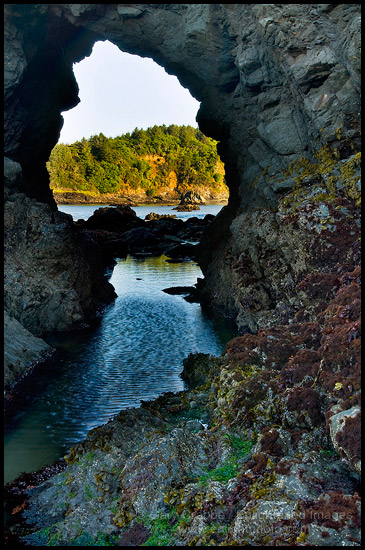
xmin=59 ymin=40 xmax=200 ymax=144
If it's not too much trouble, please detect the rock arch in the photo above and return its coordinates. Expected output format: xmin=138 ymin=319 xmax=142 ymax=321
xmin=4 ymin=4 xmax=361 ymax=386
xmin=5 ymin=4 xmax=361 ymax=207
xmin=5 ymin=4 xmax=239 ymax=205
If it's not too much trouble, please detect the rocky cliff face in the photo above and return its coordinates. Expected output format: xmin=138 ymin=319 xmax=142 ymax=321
xmin=5 ymin=4 xmax=361 ymax=201
xmin=194 ymin=4 xmax=361 ymax=331
xmin=4 ymin=157 xmax=116 ymax=388
xmin=4 ymin=189 xmax=116 ymax=337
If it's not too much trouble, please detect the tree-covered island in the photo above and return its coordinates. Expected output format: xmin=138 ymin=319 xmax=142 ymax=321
xmin=47 ymin=125 xmax=228 ymax=204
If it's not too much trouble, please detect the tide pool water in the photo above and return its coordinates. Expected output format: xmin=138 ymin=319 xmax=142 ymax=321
xmin=4 ymin=254 xmax=235 ymax=484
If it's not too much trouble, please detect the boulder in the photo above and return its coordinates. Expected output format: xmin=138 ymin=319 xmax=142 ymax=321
xmin=121 ymin=226 xmax=163 ymax=254
xmin=180 ymin=191 xmax=206 ymax=205
xmin=164 ymin=242 xmax=198 ymax=261
xmin=173 ymin=204 xmax=200 ymax=212
xmin=82 ymin=205 xmax=142 ymax=232
xmin=4 ymin=156 xmax=22 ymax=191
xmin=147 ymin=217 xmax=184 ymax=236
xmin=181 ymin=353 xmax=222 ymax=389
xmin=78 ymin=228 xmax=128 ymax=263
xmin=329 ymin=407 xmax=361 ymax=475
xmin=114 ymin=428 xmax=209 ymax=524
xmin=162 ymin=286 xmax=196 ymax=296
xmin=145 ymin=212 xmax=177 ymax=220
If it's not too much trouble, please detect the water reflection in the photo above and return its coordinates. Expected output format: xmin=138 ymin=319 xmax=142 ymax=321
xmin=4 ymin=255 xmax=236 ymax=484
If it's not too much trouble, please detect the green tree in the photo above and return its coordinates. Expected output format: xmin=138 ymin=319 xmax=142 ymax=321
xmin=47 ymin=125 xmax=227 ymax=196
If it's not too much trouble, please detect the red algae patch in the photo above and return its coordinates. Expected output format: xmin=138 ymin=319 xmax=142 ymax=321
xmin=302 ymin=491 xmax=361 ymax=531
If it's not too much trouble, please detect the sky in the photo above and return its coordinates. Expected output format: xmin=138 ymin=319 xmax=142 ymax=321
xmin=59 ymin=40 xmax=200 ymax=144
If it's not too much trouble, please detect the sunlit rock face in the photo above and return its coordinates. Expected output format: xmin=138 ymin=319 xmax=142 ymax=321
xmin=4 ymin=4 xmax=361 ymax=380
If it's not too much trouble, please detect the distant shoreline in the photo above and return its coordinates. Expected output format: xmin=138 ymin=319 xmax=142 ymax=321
xmin=52 ymin=190 xmax=228 ymax=207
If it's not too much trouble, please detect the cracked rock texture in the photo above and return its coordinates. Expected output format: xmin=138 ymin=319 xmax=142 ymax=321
xmin=5 ymin=4 xmax=361 ymax=205
xmin=4 ymin=170 xmax=116 ymax=387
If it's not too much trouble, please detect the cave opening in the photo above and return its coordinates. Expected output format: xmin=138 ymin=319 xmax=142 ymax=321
xmin=58 ymin=40 xmax=201 ymax=144
xmin=5 ymin=8 xmax=362 ymax=542
xmin=48 ymin=39 xmax=228 ymax=210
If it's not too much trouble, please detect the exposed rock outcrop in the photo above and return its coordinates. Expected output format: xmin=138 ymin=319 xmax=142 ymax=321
xmin=4 ymin=3 xmax=361 ymax=336
xmin=7 ymin=266 xmax=361 ymax=544
xmin=5 ymin=4 xmax=361 ymax=206
xmin=53 ymin=191 xmax=139 ymax=206
xmin=4 ymin=191 xmax=116 ymax=337
xmin=180 ymin=190 xmax=206 ymax=205
xmin=197 ymin=151 xmax=361 ymax=332
xmin=173 ymin=204 xmax=200 ymax=212
xmin=4 ymin=161 xmax=117 ymax=387
xmin=329 ymin=407 xmax=361 ymax=475
xmin=77 ymin=205 xmax=213 ymax=260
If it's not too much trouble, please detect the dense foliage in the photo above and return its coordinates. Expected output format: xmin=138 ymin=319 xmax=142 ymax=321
xmin=47 ymin=125 xmax=226 ymax=197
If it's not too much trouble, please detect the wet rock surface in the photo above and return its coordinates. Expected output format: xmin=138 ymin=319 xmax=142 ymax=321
xmin=4 ymin=312 xmax=55 ymax=391
xmin=77 ymin=205 xmax=213 ymax=261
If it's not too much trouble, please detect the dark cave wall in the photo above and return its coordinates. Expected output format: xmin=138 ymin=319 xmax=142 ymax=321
xmin=4 ymin=4 xmax=99 ymax=204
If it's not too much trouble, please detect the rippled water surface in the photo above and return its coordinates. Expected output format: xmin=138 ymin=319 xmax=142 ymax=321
xmin=4 ymin=254 xmax=235 ymax=484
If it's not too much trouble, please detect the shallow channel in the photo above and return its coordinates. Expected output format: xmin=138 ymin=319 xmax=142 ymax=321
xmin=4 ymin=216 xmax=235 ymax=484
